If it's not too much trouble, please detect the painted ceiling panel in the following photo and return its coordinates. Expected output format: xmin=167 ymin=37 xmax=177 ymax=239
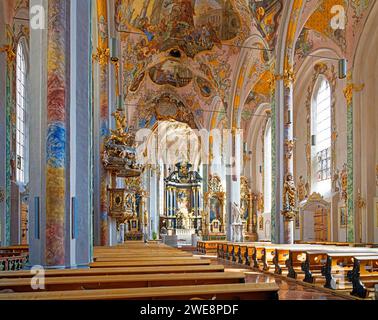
xmin=114 ymin=0 xmax=284 ymax=130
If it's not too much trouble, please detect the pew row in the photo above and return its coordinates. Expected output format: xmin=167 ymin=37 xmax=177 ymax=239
xmin=0 ymin=283 xmax=280 ymax=300
xmin=89 ymin=259 xmax=212 ymax=268
xmin=0 ymin=265 xmax=225 ymax=279
xmin=0 ymin=272 xmax=246 ymax=292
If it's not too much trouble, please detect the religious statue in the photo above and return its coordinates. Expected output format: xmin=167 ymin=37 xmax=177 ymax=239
xmin=106 ymin=109 xmax=136 ymax=148
xmin=332 ymin=168 xmax=341 ymax=193
xmin=257 ymin=192 xmax=264 ymax=213
xmin=176 ymin=194 xmax=192 ymax=230
xmin=232 ymin=202 xmax=243 ymax=225
xmin=340 ymin=163 xmax=348 ymax=202
xmin=283 ymin=173 xmax=297 ymax=214
xmin=297 ymin=175 xmax=308 ymax=202
xmin=232 ymin=202 xmax=243 ymax=242
xmin=143 ymin=210 xmax=148 ymax=227
xmin=284 ymin=139 xmax=295 ymax=160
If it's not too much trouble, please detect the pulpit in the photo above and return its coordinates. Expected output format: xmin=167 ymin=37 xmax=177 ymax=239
xmin=102 ymin=107 xmax=145 ymax=242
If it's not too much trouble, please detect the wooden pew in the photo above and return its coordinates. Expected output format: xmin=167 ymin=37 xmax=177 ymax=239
xmin=262 ymin=245 xmax=290 ymax=272
xmin=94 ymin=256 xmax=199 ymax=262
xmin=285 ymin=246 xmax=332 ymax=279
xmin=0 ymin=265 xmax=225 ymax=279
xmin=301 ymin=250 xmax=328 ymax=283
xmin=196 ymin=241 xmax=223 ymax=255
xmin=93 ymin=251 xmax=192 ymax=258
xmin=0 ymin=282 xmax=280 ymax=300
xmin=348 ymin=255 xmax=378 ymax=298
xmin=251 ymin=244 xmax=270 ymax=269
xmin=89 ymin=259 xmax=212 ymax=268
xmin=0 ymin=272 xmax=246 ymax=293
xmin=323 ymin=252 xmax=378 ymax=289
xmin=286 ymin=246 xmax=378 ymax=280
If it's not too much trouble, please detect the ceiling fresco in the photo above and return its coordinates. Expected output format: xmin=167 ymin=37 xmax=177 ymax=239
xmin=114 ymin=0 xmax=284 ymax=131
xmin=116 ymin=0 xmax=241 ymax=58
xmin=294 ymin=0 xmax=374 ymax=71
xmin=248 ymin=0 xmax=283 ymax=48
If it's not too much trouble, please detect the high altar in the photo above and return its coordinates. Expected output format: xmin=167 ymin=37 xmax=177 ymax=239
xmin=161 ymin=162 xmax=202 ymax=243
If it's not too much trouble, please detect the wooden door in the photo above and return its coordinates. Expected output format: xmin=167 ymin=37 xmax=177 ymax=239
xmin=314 ymin=207 xmax=327 ymax=241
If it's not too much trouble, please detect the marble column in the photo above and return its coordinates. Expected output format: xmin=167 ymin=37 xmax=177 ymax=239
xmin=149 ymin=168 xmax=159 ymax=237
xmin=226 ymin=128 xmax=242 ymax=241
xmin=28 ymin=0 xmax=92 ymax=268
xmin=93 ymin=0 xmax=115 ymax=246
xmin=0 ymin=20 xmax=9 ymax=246
xmin=344 ymin=72 xmax=364 ymax=242
xmin=44 ymin=0 xmax=70 ymax=266
xmin=275 ymin=62 xmax=297 ymax=245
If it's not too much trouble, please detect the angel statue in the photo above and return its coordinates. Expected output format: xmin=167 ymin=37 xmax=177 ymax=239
xmin=107 ymin=109 xmax=131 ymax=146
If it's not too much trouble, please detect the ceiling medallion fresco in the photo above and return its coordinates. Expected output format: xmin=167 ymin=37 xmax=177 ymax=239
xmin=149 ymin=59 xmax=193 ymax=87
xmin=116 ymin=0 xmax=241 ymax=58
xmin=195 ymin=76 xmax=213 ymax=97
xmin=135 ymin=93 xmax=198 ymax=130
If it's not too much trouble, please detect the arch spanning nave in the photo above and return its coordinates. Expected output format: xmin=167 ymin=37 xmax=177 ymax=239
xmin=0 ymin=0 xmax=377 ymax=278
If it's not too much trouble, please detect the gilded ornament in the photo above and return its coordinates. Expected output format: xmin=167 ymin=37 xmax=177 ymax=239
xmin=343 ymin=73 xmax=364 ymax=105
xmin=282 ymin=173 xmax=297 ymax=218
xmin=340 ymin=163 xmax=348 ymax=202
xmin=0 ymin=45 xmax=16 ymax=64
xmin=93 ymin=47 xmax=110 ymax=67
xmin=284 ymin=139 xmax=295 ymax=160
xmin=356 ymin=192 xmax=366 ymax=209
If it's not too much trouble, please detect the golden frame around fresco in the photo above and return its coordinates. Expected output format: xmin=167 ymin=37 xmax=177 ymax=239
xmin=204 ymin=191 xmax=225 ymax=232
xmin=203 ymin=175 xmax=226 ymax=239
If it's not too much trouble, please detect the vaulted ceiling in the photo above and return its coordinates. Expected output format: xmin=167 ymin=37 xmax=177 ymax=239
xmin=114 ymin=0 xmax=283 ymax=131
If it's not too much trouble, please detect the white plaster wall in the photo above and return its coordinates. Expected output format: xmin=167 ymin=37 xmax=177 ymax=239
xmin=294 ymin=55 xmax=348 ymax=242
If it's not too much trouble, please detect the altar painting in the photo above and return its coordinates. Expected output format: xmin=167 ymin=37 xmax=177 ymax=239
xmin=210 ymin=197 xmax=221 ymax=223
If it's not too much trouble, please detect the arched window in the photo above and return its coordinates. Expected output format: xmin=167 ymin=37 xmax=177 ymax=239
xmin=311 ymin=76 xmax=331 ymax=194
xmin=263 ymin=119 xmax=272 ymax=213
xmin=16 ymin=41 xmax=27 ymax=184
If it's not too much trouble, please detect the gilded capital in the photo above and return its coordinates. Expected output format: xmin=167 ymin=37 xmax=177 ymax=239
xmin=343 ymin=83 xmax=364 ymax=105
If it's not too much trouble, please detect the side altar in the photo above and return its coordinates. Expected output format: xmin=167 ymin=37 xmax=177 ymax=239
xmin=161 ymin=162 xmax=202 ymax=245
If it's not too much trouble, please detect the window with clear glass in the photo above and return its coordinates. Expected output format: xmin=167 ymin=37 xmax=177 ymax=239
xmin=312 ymin=77 xmax=332 ymax=193
xmin=16 ymin=42 xmax=26 ymax=184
